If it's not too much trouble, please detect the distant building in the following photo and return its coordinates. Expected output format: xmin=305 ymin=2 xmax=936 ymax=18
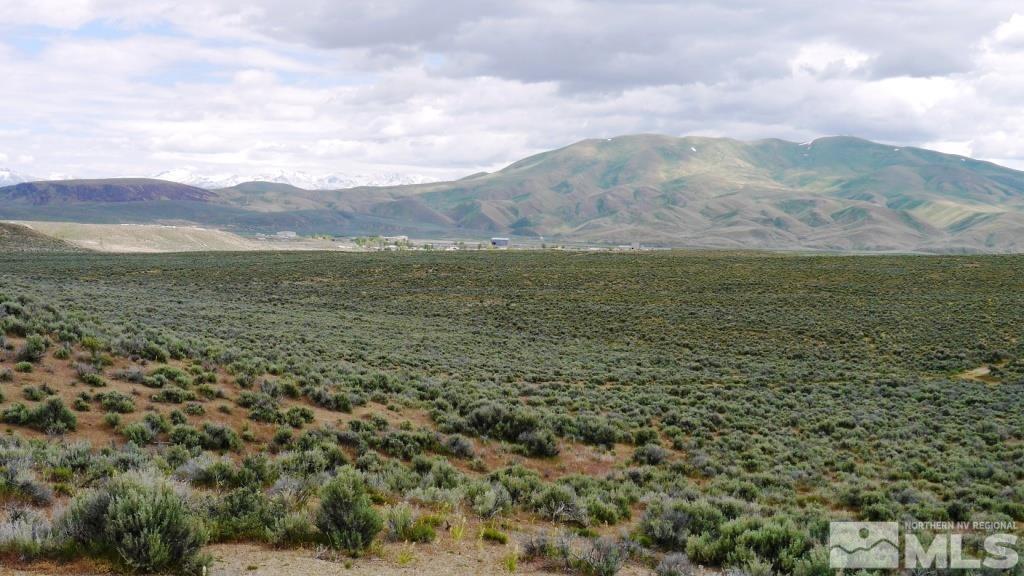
xmin=275 ymin=231 xmax=297 ymax=239
xmin=491 ymin=237 xmax=510 ymax=248
xmin=381 ymin=235 xmax=409 ymax=244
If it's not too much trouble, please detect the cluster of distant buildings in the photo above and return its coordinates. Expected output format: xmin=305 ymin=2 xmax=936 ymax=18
xmin=252 ymin=231 xmax=651 ymax=252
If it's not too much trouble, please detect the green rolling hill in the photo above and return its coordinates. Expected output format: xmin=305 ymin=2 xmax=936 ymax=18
xmin=2 ymin=135 xmax=1024 ymax=252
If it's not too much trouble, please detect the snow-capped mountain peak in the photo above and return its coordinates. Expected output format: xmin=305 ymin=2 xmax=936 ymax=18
xmin=0 ymin=168 xmax=33 ymax=186
xmin=153 ymin=169 xmax=436 ymax=190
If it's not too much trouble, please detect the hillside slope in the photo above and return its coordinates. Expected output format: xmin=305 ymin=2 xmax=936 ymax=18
xmin=390 ymin=135 xmax=1024 ymax=251
xmin=0 ymin=222 xmax=89 ymax=253
xmin=206 ymin=135 xmax=1024 ymax=251
xmin=4 ymin=221 xmax=358 ymax=253
xmin=3 ymin=136 xmax=1024 ymax=252
xmin=0 ymin=178 xmax=212 ymax=204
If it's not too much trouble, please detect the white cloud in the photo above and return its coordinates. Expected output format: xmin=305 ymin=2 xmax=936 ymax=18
xmin=790 ymin=43 xmax=871 ymax=78
xmin=0 ymin=2 xmax=1023 ymax=179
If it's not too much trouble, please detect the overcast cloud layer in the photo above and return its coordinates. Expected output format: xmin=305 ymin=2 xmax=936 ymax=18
xmin=1 ymin=0 xmax=1024 ymax=179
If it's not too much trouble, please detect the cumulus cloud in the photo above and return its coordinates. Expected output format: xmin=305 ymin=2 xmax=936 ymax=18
xmin=0 ymin=0 xmax=1022 ymax=177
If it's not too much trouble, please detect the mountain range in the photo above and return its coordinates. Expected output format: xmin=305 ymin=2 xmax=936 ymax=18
xmin=152 ymin=169 xmax=435 ymax=190
xmin=3 ymin=134 xmax=1024 ymax=253
xmin=0 ymin=168 xmax=433 ymax=190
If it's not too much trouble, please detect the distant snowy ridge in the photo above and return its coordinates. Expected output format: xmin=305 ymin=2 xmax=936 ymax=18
xmin=0 ymin=168 xmax=32 ymax=186
xmin=153 ymin=169 xmax=437 ymax=190
xmin=0 ymin=169 xmax=75 ymax=185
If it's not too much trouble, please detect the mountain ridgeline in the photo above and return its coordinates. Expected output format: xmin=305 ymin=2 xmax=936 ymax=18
xmin=3 ymin=135 xmax=1024 ymax=252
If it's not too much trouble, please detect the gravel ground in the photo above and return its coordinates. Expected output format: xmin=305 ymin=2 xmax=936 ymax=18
xmin=5 ymin=541 xmax=659 ymax=576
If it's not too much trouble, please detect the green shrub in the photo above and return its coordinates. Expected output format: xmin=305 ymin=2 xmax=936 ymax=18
xmin=641 ymin=498 xmax=726 ymax=551
xmin=573 ymin=537 xmax=627 ymax=576
xmin=16 ymin=334 xmax=47 ymax=362
xmin=633 ymin=443 xmax=669 ymax=465
xmin=22 ymin=385 xmax=49 ymax=401
xmin=201 ymin=423 xmax=242 ymax=452
xmin=792 ymin=546 xmax=830 ymax=576
xmin=656 ymin=552 xmax=694 ymax=576
xmin=97 ymin=391 xmax=135 ymax=413
xmin=120 ymin=422 xmax=157 ymax=445
xmin=145 ymin=366 xmax=193 ymax=388
xmin=480 ymin=525 xmax=508 ymax=544
xmin=316 ymin=467 xmax=382 ymax=553
xmin=284 ymin=406 xmax=314 ymax=428
xmin=726 ymin=517 xmax=810 ymax=574
xmin=385 ymin=504 xmax=414 ymax=540
xmin=237 ymin=391 xmax=281 ymax=423
xmin=81 ymin=373 xmax=107 ymax=387
xmin=445 ymin=434 xmax=475 ymax=458
xmin=518 ymin=428 xmax=561 ymax=457
xmin=14 ymin=362 xmax=33 ymax=373
xmin=385 ymin=505 xmax=437 ymax=543
xmin=151 ymin=386 xmax=195 ymax=404
xmin=533 ymin=484 xmax=588 ymax=525
xmin=0 ymin=506 xmax=62 ymax=559
xmin=468 ymin=481 xmax=513 ymax=518
xmin=211 ymin=486 xmax=282 ymax=541
xmin=196 ymin=384 xmax=221 ymax=400
xmin=272 ymin=426 xmax=293 ymax=448
xmin=169 ymin=410 xmax=187 ymax=425
xmin=270 ymin=511 xmax=319 ymax=546
xmin=1 ymin=403 xmax=31 ymax=425
xmin=169 ymin=425 xmax=203 ymax=449
xmin=60 ymin=471 xmax=208 ymax=573
xmin=0 ymin=458 xmax=54 ymax=505
xmin=143 ymin=412 xmax=171 ymax=434
xmin=0 ymin=367 xmax=13 ymax=381
xmin=2 ymin=398 xmax=77 ymax=433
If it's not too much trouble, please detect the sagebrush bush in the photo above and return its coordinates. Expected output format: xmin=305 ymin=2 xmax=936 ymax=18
xmin=270 ymin=511 xmax=319 ymax=547
xmin=533 ymin=484 xmax=588 ymax=526
xmin=2 ymin=398 xmax=77 ymax=433
xmin=0 ymin=451 xmax=54 ymax=505
xmin=210 ymin=486 xmax=283 ymax=541
xmin=641 ymin=497 xmax=726 ymax=551
xmin=633 ymin=443 xmax=669 ymax=465
xmin=384 ymin=504 xmax=437 ymax=543
xmin=97 ymin=390 xmax=135 ymax=413
xmin=201 ymin=422 xmax=242 ymax=451
xmin=0 ymin=506 xmax=62 ymax=559
xmin=120 ymin=422 xmax=157 ymax=445
xmin=16 ymin=334 xmax=47 ymax=362
xmin=61 ymin=471 xmax=208 ymax=573
xmin=316 ymin=466 xmax=382 ymax=553
xmin=151 ymin=386 xmax=195 ymax=404
xmin=657 ymin=552 xmax=695 ymax=576
xmin=468 ymin=481 xmax=513 ymax=518
xmin=444 ymin=434 xmax=475 ymax=458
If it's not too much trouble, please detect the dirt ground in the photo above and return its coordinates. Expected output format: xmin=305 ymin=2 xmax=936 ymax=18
xmin=5 ymin=540 xmax=661 ymax=576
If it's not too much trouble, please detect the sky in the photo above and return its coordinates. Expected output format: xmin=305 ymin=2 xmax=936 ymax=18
xmin=1 ymin=0 xmax=1023 ymax=180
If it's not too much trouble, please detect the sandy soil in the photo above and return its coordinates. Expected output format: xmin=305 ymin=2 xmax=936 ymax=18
xmin=6 ymin=221 xmax=358 ymax=253
xmin=5 ymin=539 xmax=659 ymax=576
